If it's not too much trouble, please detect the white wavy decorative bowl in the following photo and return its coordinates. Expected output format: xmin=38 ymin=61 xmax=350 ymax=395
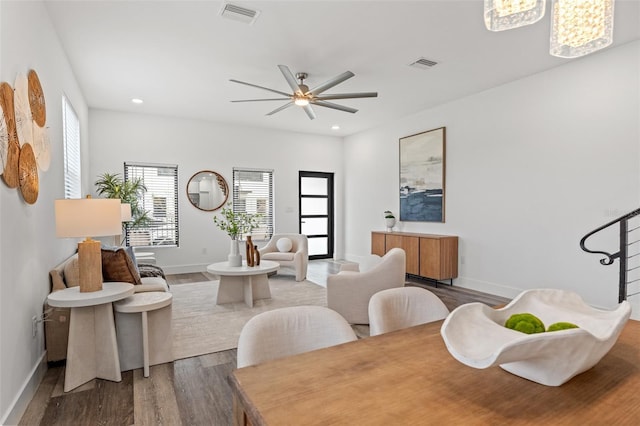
xmin=440 ymin=289 xmax=631 ymax=386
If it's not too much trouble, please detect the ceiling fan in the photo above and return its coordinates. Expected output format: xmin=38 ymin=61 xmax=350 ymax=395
xmin=230 ymin=65 xmax=378 ymax=120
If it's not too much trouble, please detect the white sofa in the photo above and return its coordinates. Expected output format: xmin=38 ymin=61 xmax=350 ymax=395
xmin=326 ymin=248 xmax=406 ymax=324
xmin=258 ymin=234 xmax=309 ymax=281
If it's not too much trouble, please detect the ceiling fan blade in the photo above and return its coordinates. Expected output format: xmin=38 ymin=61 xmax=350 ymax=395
xmin=277 ymin=65 xmax=303 ymax=94
xmin=229 ymin=79 xmax=291 ymax=97
xmin=308 ymin=71 xmax=355 ymax=96
xmin=314 ymin=92 xmax=378 ymax=100
xmin=302 ymin=104 xmax=316 ymax=120
xmin=311 ymin=100 xmax=358 ymax=114
xmin=266 ymin=101 xmax=294 ymax=116
xmin=231 ymin=98 xmax=291 ymax=102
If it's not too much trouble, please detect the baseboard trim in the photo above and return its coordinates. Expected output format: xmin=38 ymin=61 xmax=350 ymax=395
xmin=162 ymin=263 xmax=210 ymax=275
xmin=452 ymin=276 xmax=523 ymax=300
xmin=1 ymin=351 xmax=47 ymax=425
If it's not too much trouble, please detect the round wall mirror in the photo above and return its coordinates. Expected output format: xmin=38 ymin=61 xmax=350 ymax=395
xmin=186 ymin=170 xmax=229 ymax=212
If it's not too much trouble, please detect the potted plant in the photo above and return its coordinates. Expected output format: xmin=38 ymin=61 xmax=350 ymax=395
xmin=213 ymin=204 xmax=262 ymax=266
xmin=384 ymin=210 xmax=396 ymax=231
xmin=95 ymin=172 xmax=150 ymax=243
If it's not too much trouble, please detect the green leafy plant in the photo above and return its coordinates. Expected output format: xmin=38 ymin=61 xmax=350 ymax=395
xmin=384 ymin=210 xmax=395 ymax=219
xmin=213 ymin=204 xmax=262 ymax=240
xmin=94 ymin=172 xmax=150 ymax=231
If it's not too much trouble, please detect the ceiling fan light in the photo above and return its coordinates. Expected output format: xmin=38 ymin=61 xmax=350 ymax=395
xmin=550 ymin=0 xmax=614 ymax=58
xmin=294 ymin=97 xmax=310 ymax=106
xmin=484 ymin=0 xmax=546 ymax=31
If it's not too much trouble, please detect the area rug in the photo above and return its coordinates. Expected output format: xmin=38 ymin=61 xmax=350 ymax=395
xmin=171 ymin=276 xmax=327 ymax=359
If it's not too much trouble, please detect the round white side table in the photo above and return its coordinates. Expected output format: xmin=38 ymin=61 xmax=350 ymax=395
xmin=114 ymin=292 xmax=173 ymax=377
xmin=46 ymin=282 xmax=134 ymax=392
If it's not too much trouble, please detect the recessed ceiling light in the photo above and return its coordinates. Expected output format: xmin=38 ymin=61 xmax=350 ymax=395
xmin=331 ymin=125 xmax=340 ymax=130
xmin=131 ymin=98 xmax=144 ymax=104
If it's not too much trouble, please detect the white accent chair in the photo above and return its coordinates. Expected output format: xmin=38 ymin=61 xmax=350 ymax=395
xmin=236 ymin=306 xmax=357 ymax=368
xmin=326 ymin=248 xmax=406 ymax=325
xmin=258 ymin=234 xmax=308 ymax=281
xmin=368 ymin=286 xmax=450 ymax=336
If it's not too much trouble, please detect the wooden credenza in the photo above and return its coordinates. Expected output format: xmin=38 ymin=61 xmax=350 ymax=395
xmin=371 ymin=231 xmax=458 ymax=281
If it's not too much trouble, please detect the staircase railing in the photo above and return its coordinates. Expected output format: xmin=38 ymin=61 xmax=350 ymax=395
xmin=580 ymin=208 xmax=640 ymax=303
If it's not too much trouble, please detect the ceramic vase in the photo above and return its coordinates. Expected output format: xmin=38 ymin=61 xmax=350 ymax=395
xmin=246 ymin=236 xmax=255 ymax=266
xmin=228 ymin=239 xmax=242 ymax=267
xmin=385 ymin=217 xmax=396 ymax=232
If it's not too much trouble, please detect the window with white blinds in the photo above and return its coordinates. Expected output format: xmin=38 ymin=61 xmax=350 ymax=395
xmin=62 ymin=96 xmax=81 ymax=199
xmin=124 ymin=163 xmax=179 ymax=247
xmin=233 ymin=168 xmax=274 ymax=240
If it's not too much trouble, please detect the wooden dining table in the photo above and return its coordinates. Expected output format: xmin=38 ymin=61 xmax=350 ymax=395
xmin=229 ymin=319 xmax=639 ymax=425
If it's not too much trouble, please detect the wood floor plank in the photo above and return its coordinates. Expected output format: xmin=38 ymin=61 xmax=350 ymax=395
xmin=133 ymin=363 xmax=183 ymax=426
xmin=40 ymin=371 xmax=133 ymax=425
xmin=18 ymin=367 xmax=60 ymax=426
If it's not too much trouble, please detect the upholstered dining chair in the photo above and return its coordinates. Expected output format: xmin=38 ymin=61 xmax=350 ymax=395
xmin=368 ymin=286 xmax=450 ymax=336
xmin=258 ymin=234 xmax=308 ymax=281
xmin=326 ymin=247 xmax=406 ymax=325
xmin=236 ymin=305 xmax=357 ymax=368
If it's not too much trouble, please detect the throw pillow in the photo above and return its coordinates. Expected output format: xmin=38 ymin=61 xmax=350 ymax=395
xmin=101 ymin=246 xmax=142 ymax=285
xmin=124 ymin=246 xmax=140 ymax=274
xmin=276 ymin=237 xmax=293 ymax=253
xmin=102 ymin=244 xmax=140 ymax=274
xmin=63 ymin=256 xmax=81 ymax=288
xmin=50 ymin=269 xmax=67 ymax=291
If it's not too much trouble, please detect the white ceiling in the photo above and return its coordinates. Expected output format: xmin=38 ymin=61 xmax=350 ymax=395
xmin=44 ymin=0 xmax=640 ymax=137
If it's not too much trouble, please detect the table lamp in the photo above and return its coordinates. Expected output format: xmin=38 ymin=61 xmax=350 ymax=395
xmin=117 ymin=203 xmax=133 ymax=245
xmin=55 ymin=198 xmax=122 ymax=292
xmin=121 ymin=203 xmax=132 ymax=222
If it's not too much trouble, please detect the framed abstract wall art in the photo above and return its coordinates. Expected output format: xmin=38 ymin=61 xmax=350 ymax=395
xmin=399 ymin=127 xmax=446 ymax=222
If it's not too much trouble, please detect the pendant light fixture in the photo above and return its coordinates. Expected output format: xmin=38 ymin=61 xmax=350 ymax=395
xmin=484 ymin=0 xmax=546 ymax=31
xmin=550 ymin=0 xmax=615 ymax=58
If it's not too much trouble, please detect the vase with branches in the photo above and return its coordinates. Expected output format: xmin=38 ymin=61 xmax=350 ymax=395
xmin=213 ymin=204 xmax=262 ymax=266
xmin=213 ymin=204 xmax=262 ymax=240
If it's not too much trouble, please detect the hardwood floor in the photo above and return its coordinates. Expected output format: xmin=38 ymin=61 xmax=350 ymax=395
xmin=20 ymin=260 xmax=509 ymax=426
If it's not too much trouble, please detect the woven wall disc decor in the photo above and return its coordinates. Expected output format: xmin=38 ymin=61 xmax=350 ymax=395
xmin=32 ymin=123 xmax=51 ymax=171
xmin=28 ymin=70 xmax=46 ymax=127
xmin=14 ymin=73 xmax=33 ymax=147
xmin=18 ymin=143 xmax=38 ymax=204
xmin=0 ymin=110 xmax=8 ymax=174
xmin=0 ymin=82 xmax=20 ymax=188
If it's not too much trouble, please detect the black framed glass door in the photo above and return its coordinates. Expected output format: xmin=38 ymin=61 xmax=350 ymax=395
xmin=299 ymin=171 xmax=334 ymax=260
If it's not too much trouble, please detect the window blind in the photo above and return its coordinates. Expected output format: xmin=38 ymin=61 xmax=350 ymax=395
xmin=124 ymin=162 xmax=179 ymax=247
xmin=233 ymin=168 xmax=274 ymax=240
xmin=62 ymin=96 xmax=81 ymax=199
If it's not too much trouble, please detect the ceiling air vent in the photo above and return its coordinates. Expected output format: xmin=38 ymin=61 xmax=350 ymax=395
xmin=219 ymin=3 xmax=261 ymax=25
xmin=409 ymin=57 xmax=439 ymax=70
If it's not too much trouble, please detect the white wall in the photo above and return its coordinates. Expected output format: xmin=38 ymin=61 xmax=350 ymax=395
xmin=88 ymin=110 xmax=344 ymax=273
xmin=0 ymin=1 xmax=90 ymax=423
xmin=344 ymin=41 xmax=640 ymax=317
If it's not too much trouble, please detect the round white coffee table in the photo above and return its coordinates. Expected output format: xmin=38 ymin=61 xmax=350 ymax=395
xmin=206 ymin=260 xmax=279 ymax=307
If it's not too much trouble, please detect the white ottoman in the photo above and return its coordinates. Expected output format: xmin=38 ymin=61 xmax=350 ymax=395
xmin=114 ymin=292 xmax=173 ymax=377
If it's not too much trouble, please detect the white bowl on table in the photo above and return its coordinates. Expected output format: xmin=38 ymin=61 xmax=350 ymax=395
xmin=440 ymin=288 xmax=631 ymax=386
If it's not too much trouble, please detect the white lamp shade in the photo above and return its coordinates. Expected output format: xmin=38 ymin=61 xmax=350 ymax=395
xmin=55 ymin=198 xmax=123 ymax=238
xmin=121 ymin=203 xmax=132 ymax=222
